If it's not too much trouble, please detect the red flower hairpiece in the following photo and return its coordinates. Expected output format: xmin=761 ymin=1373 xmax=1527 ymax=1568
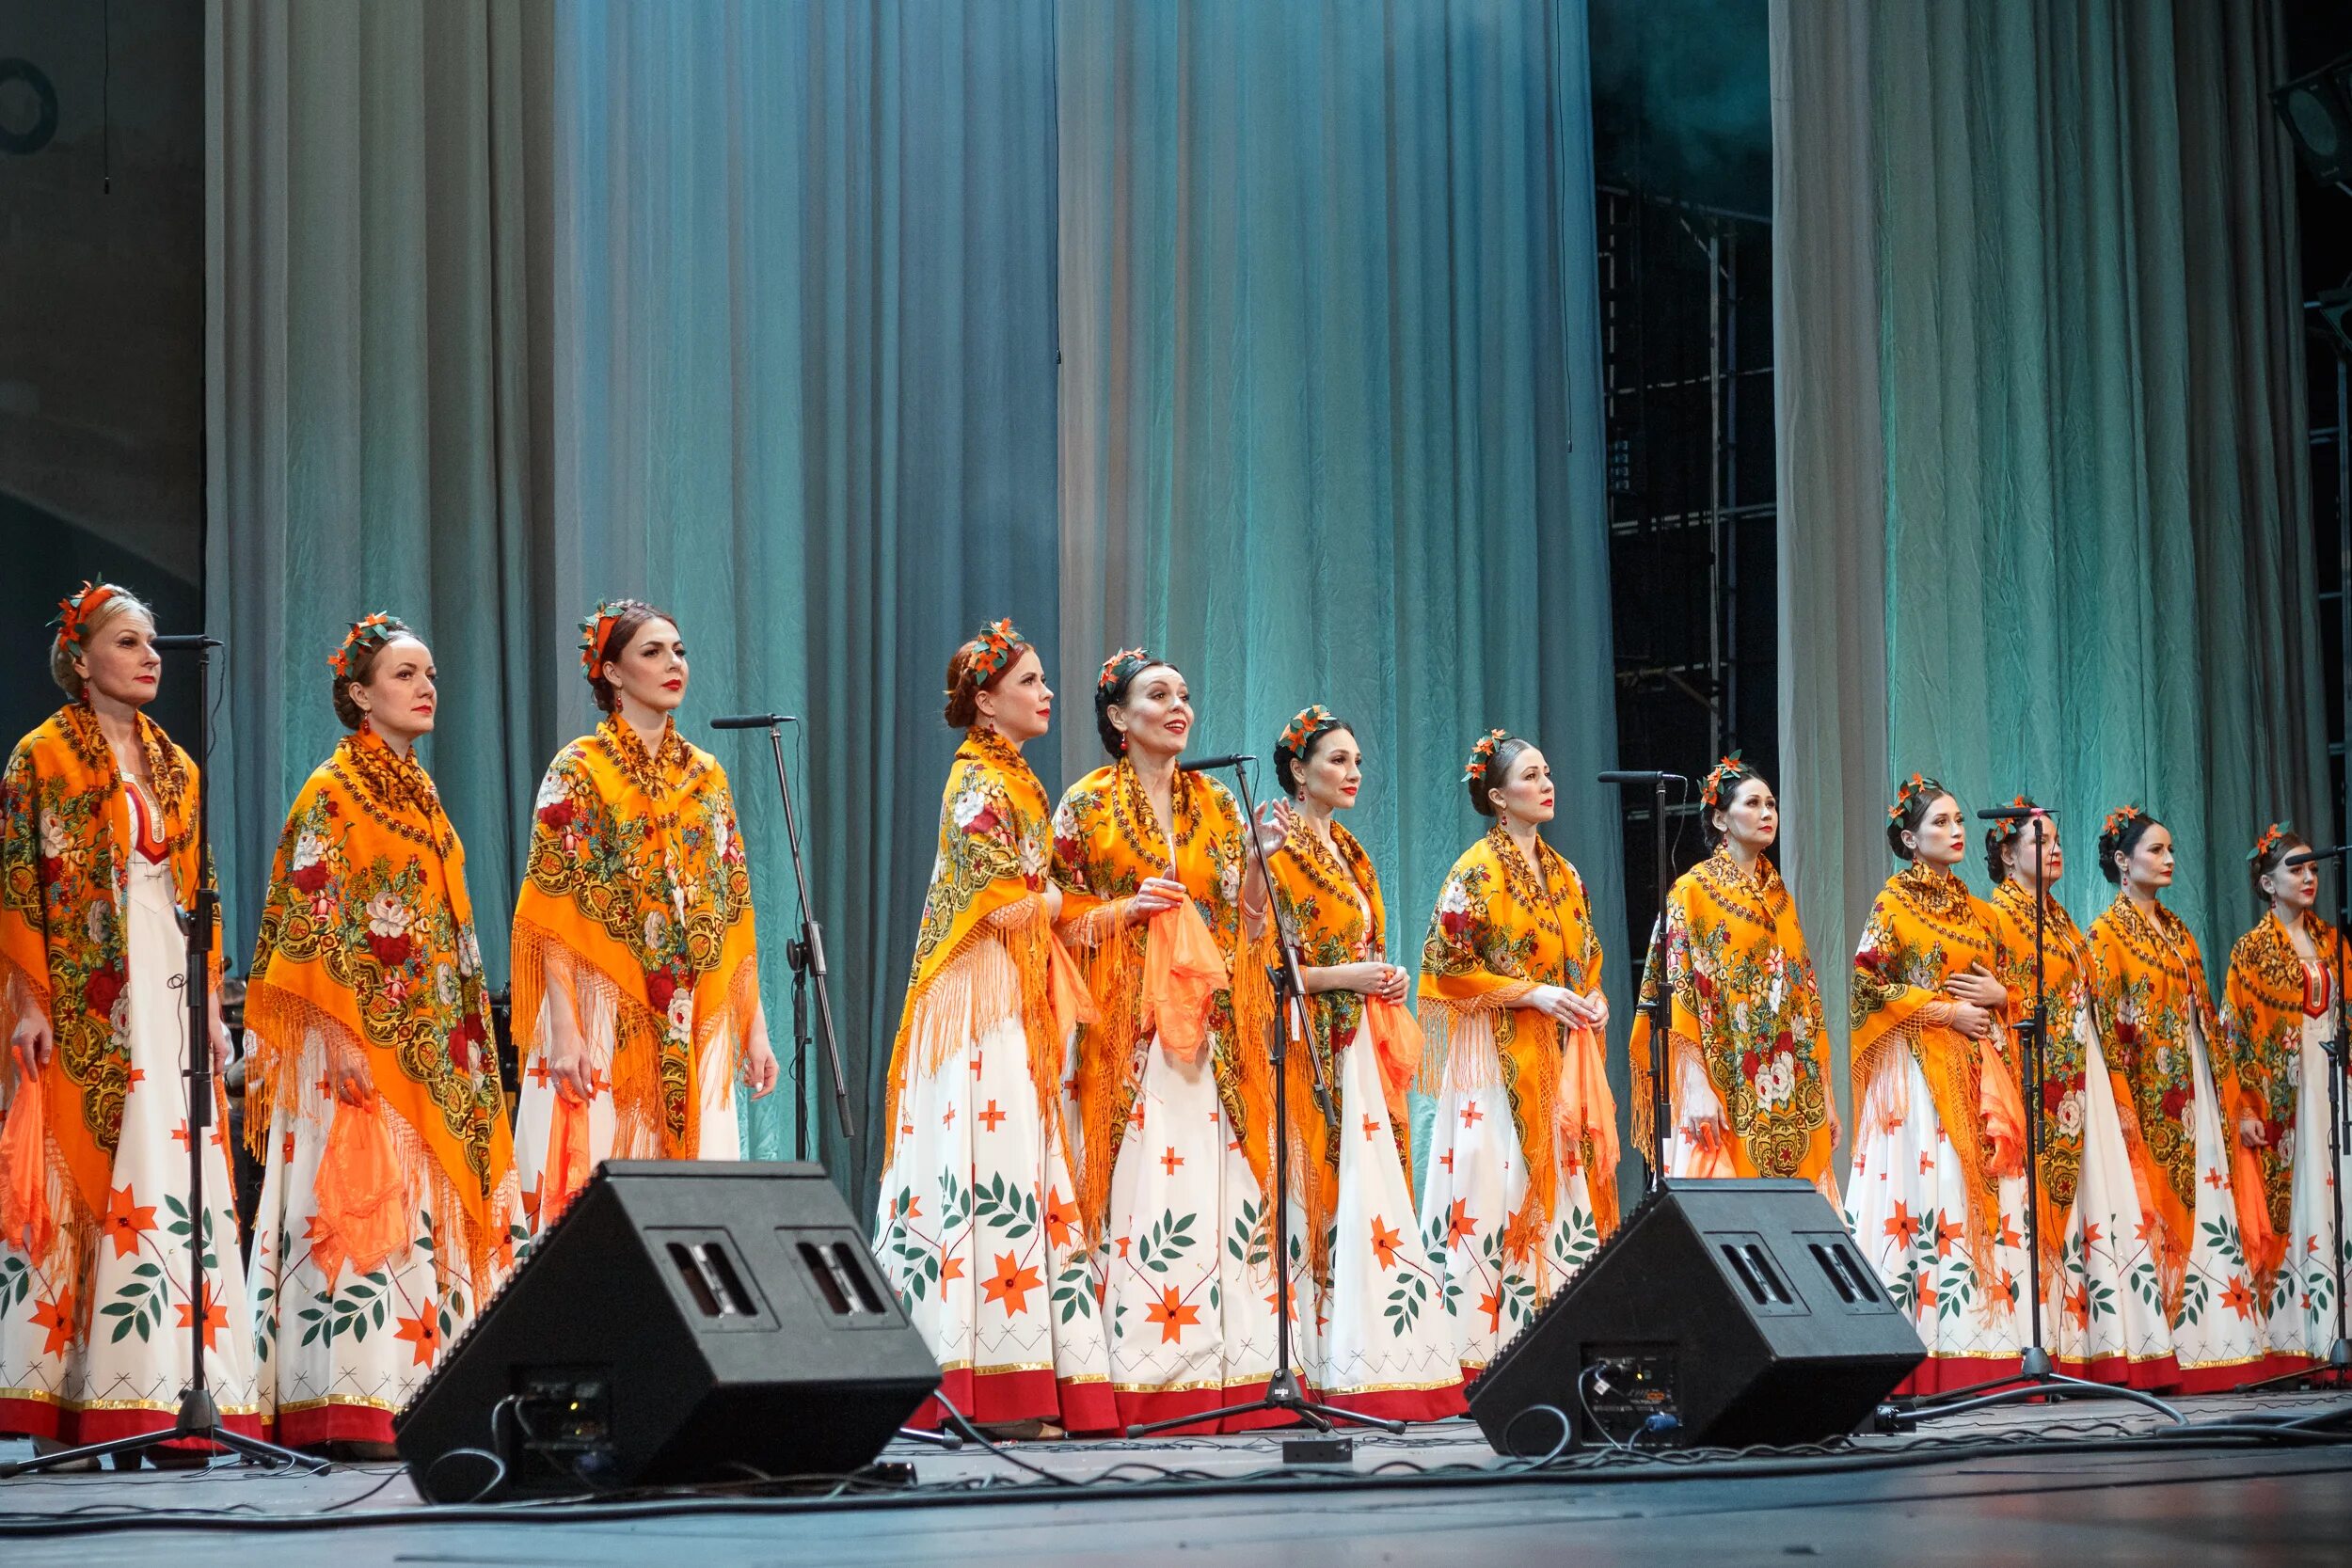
xmin=1888 ymin=770 xmax=1936 ymax=823
xmin=2102 ymin=802 xmax=2145 ymax=840
xmin=971 ymin=618 xmax=1025 ymax=681
xmin=327 ymin=611 xmax=397 ymax=679
xmin=1462 ymin=728 xmax=1510 ymax=784
xmin=52 ymin=580 xmax=117 ymax=658
xmin=579 ymin=601 xmax=627 ymax=681
xmin=1279 ymin=704 xmax=1337 ymax=758
xmin=1986 ymin=795 xmax=2035 ymax=849
xmin=1098 ymin=646 xmax=1152 ymax=693
xmin=1700 ymin=751 xmax=1747 ymax=811
xmin=2249 ymin=820 xmax=2293 ymax=865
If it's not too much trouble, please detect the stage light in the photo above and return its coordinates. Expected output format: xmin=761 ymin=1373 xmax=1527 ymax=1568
xmin=2272 ymin=55 xmax=2352 ymax=188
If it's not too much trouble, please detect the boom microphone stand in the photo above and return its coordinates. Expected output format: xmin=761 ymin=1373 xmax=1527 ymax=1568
xmin=2239 ymin=843 xmax=2352 ymax=1391
xmin=5 ymin=635 xmax=322 ymax=1478
xmin=1126 ymin=754 xmax=1402 ymax=1440
xmin=1894 ymin=809 xmax=2181 ymax=1428
xmin=1598 ymin=769 xmax=1681 ymax=1186
xmin=708 ymin=715 xmax=853 ymax=1158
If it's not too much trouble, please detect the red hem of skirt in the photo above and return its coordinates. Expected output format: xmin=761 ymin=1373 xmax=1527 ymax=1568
xmin=2054 ymin=1350 xmax=2181 ymax=1390
xmin=1312 ymin=1380 xmax=1470 ymax=1423
xmin=903 ymin=1367 xmax=1122 ymax=1436
xmin=1110 ymin=1378 xmax=1295 ymax=1434
xmin=271 ymin=1402 xmax=396 ymax=1449
xmin=1891 ymin=1354 xmax=2024 ymax=1399
xmin=2166 ymin=1353 xmax=2308 ymax=1394
xmin=0 ymin=1395 xmax=266 ymax=1449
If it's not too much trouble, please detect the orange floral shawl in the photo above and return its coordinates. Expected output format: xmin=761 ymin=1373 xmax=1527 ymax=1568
xmin=1851 ymin=863 xmax=2022 ymax=1288
xmin=513 ymin=717 xmax=759 ymax=1163
xmin=882 ymin=729 xmax=1090 ymax=1166
xmin=1420 ymin=826 xmax=1617 ymax=1259
xmin=0 ymin=705 xmax=216 ymax=1263
xmin=1051 ymin=760 xmax=1276 ymax=1245
xmin=245 ymin=727 xmax=516 ymax=1288
xmin=2086 ymin=895 xmax=2219 ymax=1310
xmin=2221 ymin=912 xmax=2339 ymax=1287
xmin=1629 ymin=848 xmax=1835 ymax=1186
xmin=1263 ymin=820 xmax=1417 ymax=1275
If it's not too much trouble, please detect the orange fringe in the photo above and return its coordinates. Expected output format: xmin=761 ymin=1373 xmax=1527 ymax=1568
xmin=1067 ymin=921 xmax=1144 ymax=1247
xmin=512 ymin=918 xmax=712 ymax=1162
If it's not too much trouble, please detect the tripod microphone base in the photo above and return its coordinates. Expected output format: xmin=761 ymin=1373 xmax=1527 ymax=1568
xmin=0 ymin=1386 xmax=328 ymax=1478
xmin=2234 ymin=1337 xmax=2352 ymax=1393
xmin=1123 ymin=1366 xmax=1408 ymax=1441
xmin=1891 ymin=1363 xmax=2185 ymax=1430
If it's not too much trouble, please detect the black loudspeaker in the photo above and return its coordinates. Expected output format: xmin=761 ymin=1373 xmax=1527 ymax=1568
xmin=1468 ymin=1179 xmax=1924 ymax=1453
xmin=395 ymin=1161 xmax=940 ymax=1499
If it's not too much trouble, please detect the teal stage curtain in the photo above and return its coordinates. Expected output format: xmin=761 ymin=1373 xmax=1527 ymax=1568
xmin=1773 ymin=0 xmax=2324 ymax=1160
xmin=208 ymin=0 xmax=1619 ymax=1198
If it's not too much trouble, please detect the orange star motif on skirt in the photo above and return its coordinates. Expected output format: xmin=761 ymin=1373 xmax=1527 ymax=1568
xmin=1442 ymin=1197 xmax=1478 ymax=1248
xmin=395 ymin=1309 xmax=441 ymax=1367
xmin=940 ymin=1252 xmax=966 ymax=1284
xmin=1882 ymin=1200 xmax=1918 ymax=1246
xmin=981 ymin=1252 xmax=1041 ymax=1316
xmin=176 ymin=1283 xmax=229 ymax=1354
xmin=102 ymin=1183 xmax=157 ymax=1259
xmin=1146 ymin=1286 xmax=1200 ymax=1343
xmin=1476 ymin=1288 xmax=1502 ymax=1334
xmin=1042 ymin=1189 xmax=1079 ymax=1250
xmin=1368 ymin=1216 xmax=1402 ymax=1271
xmin=2220 ymin=1274 xmax=2257 ymax=1320
xmin=30 ymin=1289 xmax=77 ymax=1358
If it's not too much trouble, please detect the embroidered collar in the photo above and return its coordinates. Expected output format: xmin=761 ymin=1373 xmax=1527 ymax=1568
xmin=599 ymin=714 xmax=690 ymax=799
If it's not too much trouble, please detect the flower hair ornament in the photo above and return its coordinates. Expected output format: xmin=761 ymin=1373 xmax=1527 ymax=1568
xmin=963 ymin=618 xmax=1027 ymax=687
xmin=2102 ymin=802 xmax=2146 ymax=841
xmin=1461 ymin=729 xmax=1510 ymax=785
xmin=1699 ymin=751 xmax=1749 ymax=812
xmin=2249 ymin=820 xmax=2294 ymax=865
xmin=1887 ymin=771 xmax=1938 ymax=823
xmin=1279 ymin=704 xmax=1339 ymax=759
xmin=1098 ymin=645 xmax=1152 ymax=694
xmin=578 ymin=601 xmax=628 ymax=681
xmin=52 ymin=580 xmax=118 ymax=659
xmin=1984 ymin=795 xmax=2036 ymax=851
xmin=327 ymin=611 xmax=398 ymax=679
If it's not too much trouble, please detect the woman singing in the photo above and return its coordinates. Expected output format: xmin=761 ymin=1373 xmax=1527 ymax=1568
xmin=1051 ymin=649 xmax=1284 ymax=1433
xmin=1415 ymin=730 xmax=1616 ymax=1376
xmin=0 ymin=583 xmax=260 ymax=1461
xmin=1846 ymin=774 xmax=2028 ymax=1391
xmin=1258 ymin=705 xmax=1464 ymax=1418
xmin=1628 ymin=753 xmax=1838 ymax=1197
xmin=510 ymin=602 xmax=779 ymax=1232
xmin=873 ymin=622 xmax=1114 ymax=1434
xmin=244 ymin=614 xmax=518 ymax=1456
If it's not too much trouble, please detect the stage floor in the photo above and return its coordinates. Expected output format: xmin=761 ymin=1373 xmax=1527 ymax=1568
xmin=4 ymin=1389 xmax=2351 ymax=1566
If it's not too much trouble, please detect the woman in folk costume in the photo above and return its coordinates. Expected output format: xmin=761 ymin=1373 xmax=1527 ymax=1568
xmin=1050 ymin=648 xmax=1284 ymax=1433
xmin=1980 ymin=800 xmax=2174 ymax=1387
xmin=1845 ymin=774 xmax=2030 ymax=1392
xmin=1628 ymin=754 xmax=1838 ymax=1199
xmin=1256 ymin=706 xmax=1464 ymax=1419
xmin=2224 ymin=823 xmax=2349 ymax=1366
xmin=1415 ymin=731 xmax=1617 ymax=1374
xmin=873 ymin=622 xmax=1114 ymax=1435
xmin=244 ymin=615 xmax=517 ymax=1457
xmin=0 ymin=583 xmax=260 ymax=1461
xmin=511 ymin=602 xmax=779 ymax=1230
xmin=2087 ymin=806 xmax=2269 ymax=1388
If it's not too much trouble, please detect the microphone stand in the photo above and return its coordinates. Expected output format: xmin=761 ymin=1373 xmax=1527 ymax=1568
xmin=1600 ymin=772 xmax=1675 ymax=1186
xmin=1893 ymin=814 xmax=2181 ymax=1428
xmin=2239 ymin=845 xmax=2352 ymax=1391
xmin=1126 ymin=757 xmax=1402 ymax=1441
xmin=5 ymin=639 xmax=322 ymax=1477
xmin=723 ymin=720 xmax=853 ymax=1160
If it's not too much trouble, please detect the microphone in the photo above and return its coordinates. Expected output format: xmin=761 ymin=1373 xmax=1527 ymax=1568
xmin=1179 ymin=753 xmax=1255 ymax=772
xmin=2286 ymin=846 xmax=2350 ymax=867
xmin=1597 ymin=769 xmax=1687 ymax=785
xmin=708 ymin=714 xmax=801 ymax=731
xmin=150 ymin=634 xmax=222 ymax=651
xmin=1977 ymin=805 xmax=2058 ymax=822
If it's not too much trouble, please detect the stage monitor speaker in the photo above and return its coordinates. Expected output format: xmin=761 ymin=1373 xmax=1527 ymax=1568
xmin=1467 ymin=1179 xmax=1923 ymax=1454
xmin=395 ymin=1161 xmax=940 ymax=1500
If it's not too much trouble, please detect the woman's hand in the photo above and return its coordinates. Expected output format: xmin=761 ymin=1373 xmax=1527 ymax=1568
xmin=326 ymin=1034 xmax=377 ymax=1107
xmin=548 ymin=1036 xmax=596 ymax=1104
xmin=9 ymin=1011 xmax=54 ymax=1078
xmin=207 ymin=1017 xmax=235 ymax=1073
xmin=2238 ymin=1115 xmax=2270 ymax=1149
xmin=1946 ymin=1001 xmax=1996 ymax=1041
xmin=1944 ymin=963 xmax=2007 ymax=1010
xmin=1328 ymin=961 xmax=1409 ymax=1001
xmin=1569 ymin=989 xmax=1611 ymax=1030
xmin=745 ymin=1006 xmax=781 ymax=1101
xmin=1680 ymin=1112 xmax=1729 ymax=1153
xmin=1251 ymin=800 xmax=1295 ymax=858
xmin=1125 ymin=876 xmax=1189 ymax=925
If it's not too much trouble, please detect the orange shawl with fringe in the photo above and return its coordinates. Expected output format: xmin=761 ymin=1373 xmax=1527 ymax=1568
xmin=244 ymin=728 xmax=516 ymax=1288
xmin=2220 ymin=912 xmax=2338 ymax=1289
xmin=1051 ymin=760 xmax=1276 ymax=1246
xmin=0 ymin=704 xmax=217 ymax=1265
xmin=1850 ymin=863 xmax=2023 ymax=1291
xmin=513 ymin=717 xmax=759 ymax=1162
xmin=2087 ymin=895 xmax=2220 ymax=1311
xmin=1263 ymin=820 xmax=1418 ymax=1278
xmin=882 ymin=729 xmax=1091 ymax=1167
xmin=1628 ymin=848 xmax=1835 ymax=1187
xmin=1419 ymin=827 xmax=1617 ymax=1259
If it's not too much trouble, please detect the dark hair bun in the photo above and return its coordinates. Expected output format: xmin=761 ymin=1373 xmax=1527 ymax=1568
xmin=1468 ymin=736 xmax=1532 ymax=817
xmin=2096 ymin=807 xmax=2161 ymax=885
xmin=1884 ymin=774 xmax=1949 ymax=863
